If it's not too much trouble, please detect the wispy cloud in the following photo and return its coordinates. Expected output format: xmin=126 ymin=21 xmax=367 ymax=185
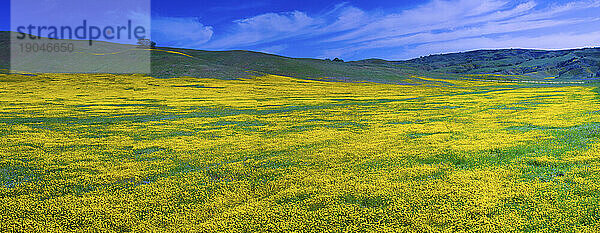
xmin=202 ymin=3 xmax=369 ymax=50
xmin=323 ymin=0 xmax=513 ymax=43
xmin=402 ymin=31 xmax=600 ymax=59
xmin=152 ymin=16 xmax=213 ymax=48
xmin=153 ymin=0 xmax=600 ymax=60
xmin=317 ymin=4 xmax=369 ymax=33
xmin=202 ymin=11 xmax=318 ymax=49
xmin=208 ymin=2 xmax=267 ymax=12
xmin=320 ymin=0 xmax=600 ymax=59
xmin=257 ymin=44 xmax=289 ymax=54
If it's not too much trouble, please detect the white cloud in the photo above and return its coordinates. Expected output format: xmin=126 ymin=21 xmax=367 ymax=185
xmin=347 ymin=17 xmax=594 ymax=52
xmin=204 ymin=11 xmax=318 ymax=49
xmin=257 ymin=44 xmax=288 ymax=54
xmin=152 ymin=17 xmax=213 ymax=47
xmin=203 ymin=4 xmax=371 ymax=49
xmin=323 ymin=0 xmax=510 ymax=43
xmin=400 ymin=31 xmax=600 ymax=59
xmin=318 ymin=0 xmax=600 ymax=59
xmin=318 ymin=4 xmax=368 ymax=33
xmin=150 ymin=0 xmax=600 ymax=60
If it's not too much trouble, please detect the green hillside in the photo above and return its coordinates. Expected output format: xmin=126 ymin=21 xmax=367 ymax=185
xmin=1 ymin=31 xmax=599 ymax=81
xmin=150 ymin=48 xmax=425 ymax=82
xmin=395 ymin=48 xmax=600 ymax=79
xmin=0 ymin=31 xmax=421 ymax=83
xmin=0 ymin=32 xmax=8 ymax=70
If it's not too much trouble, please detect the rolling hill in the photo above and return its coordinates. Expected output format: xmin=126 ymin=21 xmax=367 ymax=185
xmin=1 ymin=31 xmax=599 ymax=81
xmin=397 ymin=48 xmax=600 ymax=79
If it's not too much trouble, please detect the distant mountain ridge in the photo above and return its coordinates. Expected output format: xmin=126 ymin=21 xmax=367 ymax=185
xmin=398 ymin=48 xmax=600 ymax=79
xmin=1 ymin=31 xmax=599 ymax=81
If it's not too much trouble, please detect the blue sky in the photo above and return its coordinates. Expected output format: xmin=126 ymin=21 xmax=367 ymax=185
xmin=3 ymin=0 xmax=600 ymax=60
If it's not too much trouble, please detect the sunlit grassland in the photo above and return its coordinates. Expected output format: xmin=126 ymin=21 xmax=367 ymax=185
xmin=1 ymin=73 xmax=600 ymax=232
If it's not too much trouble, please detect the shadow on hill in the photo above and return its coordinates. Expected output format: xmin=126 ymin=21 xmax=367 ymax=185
xmin=0 ymin=32 xmax=8 ymax=72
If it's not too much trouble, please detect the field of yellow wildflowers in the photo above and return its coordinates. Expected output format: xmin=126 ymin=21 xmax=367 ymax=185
xmin=2 ymin=73 xmax=600 ymax=232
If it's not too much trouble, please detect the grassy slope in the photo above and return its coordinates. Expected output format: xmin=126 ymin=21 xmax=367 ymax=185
xmin=0 ymin=32 xmax=8 ymax=70
xmin=150 ymin=48 xmax=420 ymax=82
xmin=1 ymin=31 xmax=599 ymax=81
xmin=392 ymin=48 xmax=600 ymax=79
xmin=0 ymin=32 xmax=421 ymax=82
xmin=0 ymin=32 xmax=150 ymax=73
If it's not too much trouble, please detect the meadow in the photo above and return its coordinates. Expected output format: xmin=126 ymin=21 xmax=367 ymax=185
xmin=1 ymin=73 xmax=600 ymax=232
